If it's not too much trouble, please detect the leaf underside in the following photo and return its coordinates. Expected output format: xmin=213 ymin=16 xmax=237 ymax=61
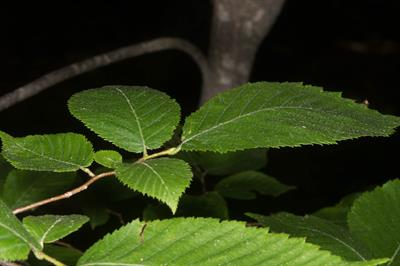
xmin=0 ymin=132 xmax=93 ymax=172
xmin=247 ymin=212 xmax=372 ymax=261
xmin=78 ymin=217 xmax=386 ymax=266
xmin=0 ymin=199 xmax=40 ymax=261
xmin=181 ymin=82 xmax=400 ymax=152
xmin=348 ymin=179 xmax=400 ymax=265
xmin=68 ymin=86 xmax=181 ymax=153
xmin=116 ymin=158 xmax=192 ymax=213
xmin=215 ymin=170 xmax=294 ymax=200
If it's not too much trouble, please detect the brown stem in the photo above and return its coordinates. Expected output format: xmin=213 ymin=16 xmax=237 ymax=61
xmin=13 ymin=171 xmax=115 ymax=215
xmin=0 ymin=37 xmax=209 ymax=111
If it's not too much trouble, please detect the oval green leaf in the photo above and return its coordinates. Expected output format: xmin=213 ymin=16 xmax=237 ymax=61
xmin=215 ymin=170 xmax=294 ymax=200
xmin=1 ymin=170 xmax=76 ymax=209
xmin=181 ymin=82 xmax=400 ymax=152
xmin=78 ymin=217 xmax=386 ymax=266
xmin=23 ymin=214 xmax=89 ymax=248
xmin=68 ymin=86 xmax=181 ymax=153
xmin=94 ymin=150 xmax=122 ymax=169
xmin=116 ymin=158 xmax=192 ymax=213
xmin=0 ymin=132 xmax=94 ymax=172
xmin=348 ymin=179 xmax=400 ymax=265
xmin=0 ymin=199 xmax=41 ymax=260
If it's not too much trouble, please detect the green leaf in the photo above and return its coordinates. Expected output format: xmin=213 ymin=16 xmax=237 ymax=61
xmin=314 ymin=193 xmax=361 ymax=226
xmin=68 ymin=86 xmax=181 ymax=153
xmin=116 ymin=158 xmax=192 ymax=213
xmin=177 ymin=192 xmax=229 ymax=219
xmin=0 ymin=199 xmax=41 ymax=260
xmin=143 ymin=204 xmax=172 ymax=221
xmin=247 ymin=212 xmax=372 ymax=261
xmin=78 ymin=217 xmax=386 ymax=266
xmin=215 ymin=170 xmax=294 ymax=200
xmin=179 ymin=148 xmax=267 ymax=176
xmin=0 ymin=132 xmax=94 ymax=172
xmin=82 ymin=203 xmax=110 ymax=229
xmin=28 ymin=244 xmax=82 ymax=266
xmin=181 ymin=82 xmax=400 ymax=152
xmin=0 ymin=155 xmax=12 ymax=192
xmin=94 ymin=150 xmax=122 ymax=169
xmin=348 ymin=179 xmax=400 ymax=265
xmin=1 ymin=169 xmax=76 ymax=209
xmin=23 ymin=215 xmax=88 ymax=248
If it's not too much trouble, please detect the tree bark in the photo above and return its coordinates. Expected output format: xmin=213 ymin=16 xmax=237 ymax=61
xmin=201 ymin=0 xmax=286 ymax=103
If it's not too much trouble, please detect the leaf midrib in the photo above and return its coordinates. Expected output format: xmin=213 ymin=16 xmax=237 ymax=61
xmin=10 ymin=138 xmax=81 ymax=169
xmin=181 ymin=106 xmax=315 ymax=146
xmin=115 ymin=88 xmax=147 ymax=153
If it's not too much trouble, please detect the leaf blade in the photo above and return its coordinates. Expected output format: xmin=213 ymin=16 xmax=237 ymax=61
xmin=0 ymin=199 xmax=41 ymax=260
xmin=78 ymin=217 xmax=386 ymax=266
xmin=181 ymin=82 xmax=400 ymax=152
xmin=247 ymin=212 xmax=372 ymax=261
xmin=1 ymin=169 xmax=76 ymax=209
xmin=215 ymin=170 xmax=294 ymax=200
xmin=0 ymin=132 xmax=94 ymax=172
xmin=348 ymin=179 xmax=400 ymax=265
xmin=116 ymin=158 xmax=192 ymax=213
xmin=68 ymin=86 xmax=181 ymax=153
xmin=94 ymin=150 xmax=122 ymax=169
xmin=23 ymin=214 xmax=89 ymax=248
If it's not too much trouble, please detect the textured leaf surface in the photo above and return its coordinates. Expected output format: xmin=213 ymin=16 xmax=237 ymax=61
xmin=181 ymin=82 xmax=400 ymax=152
xmin=348 ymin=179 xmax=400 ymax=265
xmin=68 ymin=86 xmax=181 ymax=153
xmin=0 ymin=132 xmax=93 ymax=172
xmin=0 ymin=155 xmax=12 ymax=192
xmin=23 ymin=215 xmax=89 ymax=248
xmin=248 ymin=212 xmax=371 ymax=261
xmin=215 ymin=171 xmax=294 ymax=199
xmin=78 ymin=217 xmax=385 ymax=266
xmin=1 ymin=170 xmax=76 ymax=209
xmin=116 ymin=158 xmax=192 ymax=213
xmin=0 ymin=199 xmax=40 ymax=260
xmin=177 ymin=192 xmax=229 ymax=219
xmin=179 ymin=148 xmax=267 ymax=176
xmin=94 ymin=150 xmax=122 ymax=169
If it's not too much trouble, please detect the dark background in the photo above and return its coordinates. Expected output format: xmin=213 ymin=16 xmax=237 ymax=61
xmin=0 ymin=1 xmax=399 ymax=218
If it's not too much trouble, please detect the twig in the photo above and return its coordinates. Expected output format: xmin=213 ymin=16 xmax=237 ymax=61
xmin=0 ymin=37 xmax=209 ymax=111
xmin=13 ymin=171 xmax=115 ymax=214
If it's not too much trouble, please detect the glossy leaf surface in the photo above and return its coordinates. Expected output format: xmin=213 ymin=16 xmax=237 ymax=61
xmin=68 ymin=86 xmax=180 ymax=153
xmin=116 ymin=158 xmax=192 ymax=213
xmin=78 ymin=217 xmax=386 ymax=266
xmin=0 ymin=132 xmax=93 ymax=172
xmin=181 ymin=82 xmax=400 ymax=152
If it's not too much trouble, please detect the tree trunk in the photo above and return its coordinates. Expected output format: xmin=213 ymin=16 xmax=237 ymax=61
xmin=201 ymin=0 xmax=286 ymax=103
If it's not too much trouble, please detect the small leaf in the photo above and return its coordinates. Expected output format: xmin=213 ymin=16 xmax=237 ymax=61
xmin=143 ymin=204 xmax=172 ymax=221
xmin=78 ymin=217 xmax=386 ymax=266
xmin=0 ymin=199 xmax=41 ymax=260
xmin=23 ymin=215 xmax=89 ymax=248
xmin=215 ymin=170 xmax=294 ymax=200
xmin=94 ymin=150 xmax=122 ymax=168
xmin=68 ymin=86 xmax=181 ymax=153
xmin=28 ymin=244 xmax=82 ymax=266
xmin=179 ymin=148 xmax=267 ymax=176
xmin=348 ymin=179 xmax=400 ymax=265
xmin=181 ymin=82 xmax=400 ymax=152
xmin=82 ymin=203 xmax=110 ymax=229
xmin=177 ymin=192 xmax=229 ymax=219
xmin=2 ymin=169 xmax=76 ymax=209
xmin=314 ymin=193 xmax=361 ymax=226
xmin=0 ymin=132 xmax=94 ymax=172
xmin=247 ymin=212 xmax=372 ymax=261
xmin=116 ymin=158 xmax=192 ymax=213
